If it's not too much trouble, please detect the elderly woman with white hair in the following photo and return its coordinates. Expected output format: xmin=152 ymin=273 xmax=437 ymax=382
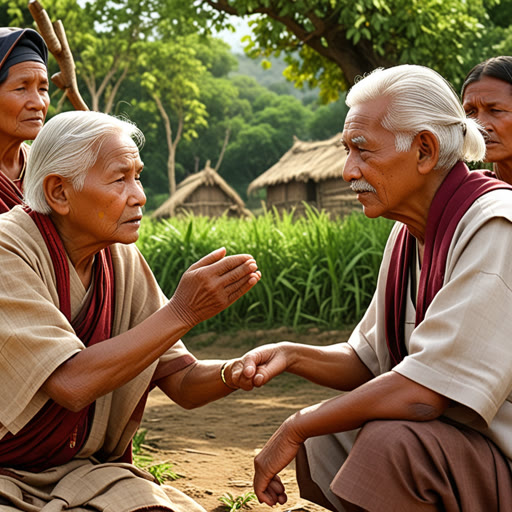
xmin=0 ymin=110 xmax=261 ymax=512
xmin=231 ymin=64 xmax=512 ymax=511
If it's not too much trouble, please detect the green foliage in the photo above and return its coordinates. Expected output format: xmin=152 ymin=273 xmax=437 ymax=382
xmin=198 ymin=0 xmax=507 ymax=96
xmin=132 ymin=429 xmax=180 ymax=483
xmin=143 ymin=460 xmax=180 ymax=484
xmin=218 ymin=491 xmax=257 ymax=511
xmin=138 ymin=35 xmax=210 ymax=194
xmin=308 ymin=95 xmax=349 ymax=140
xmin=469 ymin=0 xmax=512 ymax=60
xmin=222 ymin=123 xmax=283 ymax=195
xmin=283 ymin=46 xmax=349 ymax=104
xmin=137 ymin=209 xmax=394 ymax=333
xmin=194 ymin=36 xmax=239 ymax=78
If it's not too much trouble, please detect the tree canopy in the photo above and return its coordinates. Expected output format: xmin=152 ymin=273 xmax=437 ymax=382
xmin=198 ymin=0 xmax=510 ymax=101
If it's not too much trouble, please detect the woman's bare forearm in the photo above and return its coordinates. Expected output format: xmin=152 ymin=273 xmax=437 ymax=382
xmin=42 ymin=250 xmax=261 ymax=411
xmin=157 ymin=359 xmax=239 ymax=409
xmin=42 ymin=301 xmax=191 ymax=411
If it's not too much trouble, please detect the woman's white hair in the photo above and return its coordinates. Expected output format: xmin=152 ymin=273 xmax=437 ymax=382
xmin=346 ymin=64 xmax=486 ymax=170
xmin=24 ymin=110 xmax=145 ymax=214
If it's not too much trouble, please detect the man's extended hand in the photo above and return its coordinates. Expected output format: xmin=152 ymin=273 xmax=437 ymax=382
xmin=230 ymin=343 xmax=289 ymax=390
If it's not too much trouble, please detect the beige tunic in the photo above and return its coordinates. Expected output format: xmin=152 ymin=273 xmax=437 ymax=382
xmin=348 ymin=188 xmax=512 ymax=462
xmin=0 ymin=206 xmax=204 ymax=511
xmin=303 ymin=189 xmax=512 ymax=510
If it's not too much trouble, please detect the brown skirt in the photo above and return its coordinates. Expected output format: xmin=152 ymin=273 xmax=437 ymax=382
xmin=297 ymin=419 xmax=512 ymax=512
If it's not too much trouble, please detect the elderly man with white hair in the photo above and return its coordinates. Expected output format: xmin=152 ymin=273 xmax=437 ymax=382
xmin=230 ymin=64 xmax=512 ymax=511
xmin=0 ymin=110 xmax=261 ymax=511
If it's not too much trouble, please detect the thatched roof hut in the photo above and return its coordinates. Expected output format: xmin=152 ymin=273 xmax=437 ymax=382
xmin=247 ymin=133 xmax=361 ymax=218
xmin=152 ymin=162 xmax=251 ymax=219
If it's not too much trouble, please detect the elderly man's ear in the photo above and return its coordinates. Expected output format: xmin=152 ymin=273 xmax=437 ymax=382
xmin=43 ymin=174 xmax=72 ymax=215
xmin=415 ymin=131 xmax=440 ymax=175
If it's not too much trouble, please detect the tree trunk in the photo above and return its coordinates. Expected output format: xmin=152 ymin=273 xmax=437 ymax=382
xmin=214 ymin=126 xmax=230 ymax=172
xmin=83 ymin=60 xmax=121 ymax=112
xmin=153 ymin=94 xmax=184 ymax=197
xmin=83 ymin=74 xmax=100 ymax=111
xmin=167 ymin=145 xmax=176 ymax=198
xmin=53 ymin=90 xmax=68 ymax=114
xmin=104 ymin=65 xmax=129 ymax=114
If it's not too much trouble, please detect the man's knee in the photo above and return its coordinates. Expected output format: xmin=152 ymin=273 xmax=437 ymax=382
xmin=354 ymin=419 xmax=430 ymax=462
xmin=357 ymin=419 xmax=418 ymax=443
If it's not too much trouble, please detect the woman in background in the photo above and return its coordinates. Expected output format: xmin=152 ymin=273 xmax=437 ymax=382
xmin=462 ymin=56 xmax=512 ymax=185
xmin=0 ymin=27 xmax=49 ymax=211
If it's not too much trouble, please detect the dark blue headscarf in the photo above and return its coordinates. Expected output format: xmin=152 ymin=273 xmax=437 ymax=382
xmin=0 ymin=28 xmax=48 ymax=84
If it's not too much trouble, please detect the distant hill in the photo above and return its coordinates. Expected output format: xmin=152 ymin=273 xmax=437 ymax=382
xmin=231 ymin=53 xmax=319 ymax=104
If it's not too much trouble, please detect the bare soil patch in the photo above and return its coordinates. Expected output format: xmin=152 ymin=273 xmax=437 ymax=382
xmin=141 ymin=327 xmax=350 ymax=512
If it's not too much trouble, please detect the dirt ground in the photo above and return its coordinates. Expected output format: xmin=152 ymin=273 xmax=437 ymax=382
xmin=141 ymin=327 xmax=350 ymax=512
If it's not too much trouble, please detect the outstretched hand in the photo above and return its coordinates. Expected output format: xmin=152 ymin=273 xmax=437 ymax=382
xmin=168 ymin=248 xmax=261 ymax=329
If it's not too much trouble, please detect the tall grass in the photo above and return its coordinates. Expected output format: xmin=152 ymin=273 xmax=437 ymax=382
xmin=137 ymin=206 xmax=393 ymax=333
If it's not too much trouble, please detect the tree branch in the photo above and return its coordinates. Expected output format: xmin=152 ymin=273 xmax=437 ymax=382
xmin=28 ymin=0 xmax=89 ymax=110
xmin=153 ymin=94 xmax=173 ymax=156
xmin=214 ymin=126 xmax=230 ymax=172
xmin=153 ymin=94 xmax=180 ymax=197
xmin=82 ymin=73 xmax=100 ymax=111
xmin=104 ymin=65 xmax=129 ymax=114
xmin=201 ymin=1 xmax=392 ymax=84
xmin=96 ymin=56 xmax=120 ymax=101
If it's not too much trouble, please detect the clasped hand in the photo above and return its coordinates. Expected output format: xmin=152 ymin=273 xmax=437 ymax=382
xmin=230 ymin=343 xmax=288 ymax=390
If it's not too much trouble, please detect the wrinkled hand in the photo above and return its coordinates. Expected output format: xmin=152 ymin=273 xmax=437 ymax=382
xmin=253 ymin=415 xmax=304 ymax=507
xmin=230 ymin=344 xmax=288 ymax=390
xmin=168 ymin=248 xmax=261 ymax=329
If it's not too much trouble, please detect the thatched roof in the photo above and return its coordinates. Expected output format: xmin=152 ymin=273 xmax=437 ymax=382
xmin=247 ymin=133 xmax=346 ymax=195
xmin=152 ymin=162 xmax=250 ymax=219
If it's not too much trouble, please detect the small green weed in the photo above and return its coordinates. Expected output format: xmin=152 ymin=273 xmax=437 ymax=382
xmin=132 ymin=428 xmax=146 ymax=454
xmin=133 ymin=429 xmax=180 ymax=483
xmin=218 ymin=491 xmax=257 ymax=511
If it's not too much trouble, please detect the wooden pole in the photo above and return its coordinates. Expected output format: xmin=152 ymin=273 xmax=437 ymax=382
xmin=28 ymin=0 xmax=89 ymax=111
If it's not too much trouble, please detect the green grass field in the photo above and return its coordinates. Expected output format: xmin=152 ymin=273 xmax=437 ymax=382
xmin=137 ymin=206 xmax=394 ymax=334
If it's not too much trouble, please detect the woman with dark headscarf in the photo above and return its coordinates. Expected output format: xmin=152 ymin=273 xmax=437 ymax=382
xmin=0 ymin=27 xmax=49 ymax=212
xmin=462 ymin=56 xmax=512 ymax=185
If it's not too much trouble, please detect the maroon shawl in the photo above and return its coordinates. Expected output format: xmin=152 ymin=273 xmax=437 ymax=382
xmin=0 ymin=170 xmax=24 ymax=213
xmin=385 ymin=162 xmax=512 ymax=367
xmin=0 ymin=209 xmax=115 ymax=471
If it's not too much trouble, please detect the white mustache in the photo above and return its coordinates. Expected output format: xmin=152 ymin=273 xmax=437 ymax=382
xmin=350 ymin=180 xmax=377 ymax=194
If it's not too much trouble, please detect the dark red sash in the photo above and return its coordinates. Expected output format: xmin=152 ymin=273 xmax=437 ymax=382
xmin=0 ymin=209 xmax=115 ymax=471
xmin=0 ymin=171 xmax=23 ymax=213
xmin=385 ymin=162 xmax=512 ymax=367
